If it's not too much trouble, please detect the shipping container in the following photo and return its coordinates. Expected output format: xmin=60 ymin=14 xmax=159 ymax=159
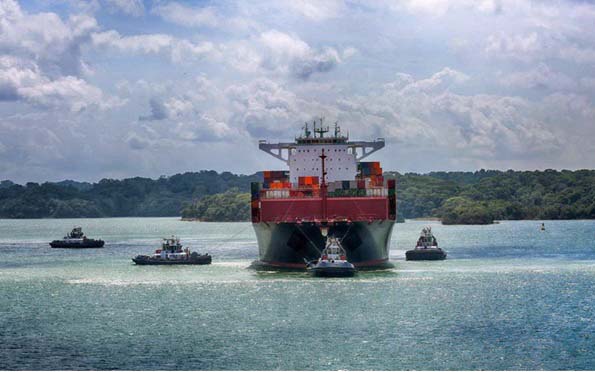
xmin=298 ymin=176 xmax=320 ymax=186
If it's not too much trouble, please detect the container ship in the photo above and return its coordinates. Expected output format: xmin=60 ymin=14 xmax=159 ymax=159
xmin=251 ymin=120 xmax=396 ymax=269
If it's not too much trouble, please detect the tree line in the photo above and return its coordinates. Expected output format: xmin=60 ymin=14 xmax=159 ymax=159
xmin=2 ymin=169 xmax=594 ymax=223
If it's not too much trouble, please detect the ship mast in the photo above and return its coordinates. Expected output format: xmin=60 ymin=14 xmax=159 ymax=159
xmin=314 ymin=117 xmax=329 ymax=138
xmin=319 ymin=148 xmax=328 ymax=221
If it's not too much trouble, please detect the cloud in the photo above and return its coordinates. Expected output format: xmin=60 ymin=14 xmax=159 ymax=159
xmin=0 ymin=55 xmax=120 ymax=111
xmin=139 ymin=98 xmax=168 ymax=121
xmin=579 ymin=77 xmax=595 ymax=91
xmin=0 ymin=1 xmax=123 ymax=111
xmin=286 ymin=0 xmax=344 ymax=21
xmin=3 ymin=0 xmax=595 ymax=182
xmin=0 ymin=1 xmax=99 ymax=77
xmin=126 ymin=132 xmax=151 ymax=149
xmin=485 ymin=30 xmax=595 ymax=64
xmin=91 ymin=30 xmax=217 ymax=63
xmin=151 ymin=2 xmax=218 ymax=27
xmin=485 ymin=32 xmax=549 ymax=62
xmin=105 ymin=0 xmax=144 ymax=17
xmin=92 ymin=30 xmax=173 ymax=54
xmin=256 ymin=30 xmax=347 ymax=79
xmin=333 ymin=68 xmax=561 ymax=162
xmin=499 ymin=63 xmax=576 ymax=91
xmin=224 ymin=78 xmax=301 ymax=137
xmin=173 ymin=115 xmax=235 ymax=142
xmin=399 ymin=0 xmax=504 ymax=17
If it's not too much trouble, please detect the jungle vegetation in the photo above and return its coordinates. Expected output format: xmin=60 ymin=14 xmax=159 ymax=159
xmin=2 ymin=169 xmax=594 ymax=224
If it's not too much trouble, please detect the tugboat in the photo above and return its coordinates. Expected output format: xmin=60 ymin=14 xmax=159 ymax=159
xmin=406 ymin=226 xmax=446 ymax=260
xmin=49 ymin=227 xmax=105 ymax=248
xmin=306 ymin=237 xmax=356 ymax=277
xmin=132 ymin=236 xmax=211 ymax=265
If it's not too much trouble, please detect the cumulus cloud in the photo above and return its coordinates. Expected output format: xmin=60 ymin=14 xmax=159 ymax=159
xmin=0 ymin=51 xmax=118 ymax=112
xmin=334 ymin=68 xmax=561 ymax=162
xmin=0 ymin=2 xmax=98 ymax=77
xmin=91 ymin=30 xmax=217 ymax=63
xmin=255 ymin=30 xmax=348 ymax=79
xmin=0 ymin=1 xmax=123 ymax=111
xmin=224 ymin=78 xmax=305 ymax=137
xmin=3 ymin=0 xmax=595 ymax=181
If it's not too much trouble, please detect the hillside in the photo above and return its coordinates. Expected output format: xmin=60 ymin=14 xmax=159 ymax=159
xmin=2 ymin=169 xmax=594 ymax=223
xmin=0 ymin=171 xmax=259 ymax=218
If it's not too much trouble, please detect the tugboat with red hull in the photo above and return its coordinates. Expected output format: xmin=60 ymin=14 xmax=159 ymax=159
xmin=251 ymin=120 xmax=397 ymax=270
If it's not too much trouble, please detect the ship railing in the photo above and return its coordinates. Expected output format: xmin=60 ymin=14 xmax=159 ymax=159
xmin=261 ymin=187 xmax=388 ymax=199
xmin=270 ymin=214 xmax=386 ymax=223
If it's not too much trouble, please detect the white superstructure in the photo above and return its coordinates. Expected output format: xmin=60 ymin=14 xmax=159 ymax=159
xmin=258 ymin=119 xmax=385 ymax=184
xmin=289 ymin=144 xmax=356 ymax=183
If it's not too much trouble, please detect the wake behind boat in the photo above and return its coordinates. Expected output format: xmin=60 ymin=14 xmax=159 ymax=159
xmin=405 ymin=226 xmax=446 ymax=260
xmin=132 ymin=236 xmax=211 ymax=265
xmin=50 ymin=227 xmax=104 ymax=248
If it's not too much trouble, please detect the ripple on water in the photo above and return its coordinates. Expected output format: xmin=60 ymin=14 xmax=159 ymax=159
xmin=1 ymin=218 xmax=595 ymax=370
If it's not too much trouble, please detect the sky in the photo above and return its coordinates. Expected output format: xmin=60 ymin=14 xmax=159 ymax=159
xmin=1 ymin=0 xmax=595 ymax=183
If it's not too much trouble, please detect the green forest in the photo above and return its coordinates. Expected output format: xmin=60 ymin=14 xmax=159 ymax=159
xmin=1 ymin=169 xmax=595 ymax=224
xmin=0 ymin=171 xmax=258 ymax=219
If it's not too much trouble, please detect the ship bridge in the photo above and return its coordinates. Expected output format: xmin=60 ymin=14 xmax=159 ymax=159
xmin=258 ymin=120 xmax=385 ymax=183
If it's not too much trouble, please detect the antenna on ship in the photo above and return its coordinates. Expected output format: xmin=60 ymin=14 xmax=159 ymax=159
xmin=334 ymin=121 xmax=340 ymax=137
xmin=314 ymin=117 xmax=329 ymax=138
xmin=303 ymin=122 xmax=311 ymax=138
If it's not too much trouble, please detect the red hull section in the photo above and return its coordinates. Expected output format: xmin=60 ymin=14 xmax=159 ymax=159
xmin=259 ymin=197 xmax=389 ymax=223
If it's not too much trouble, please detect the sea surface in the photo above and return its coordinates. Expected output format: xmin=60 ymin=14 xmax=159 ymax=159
xmin=0 ymin=218 xmax=594 ymax=370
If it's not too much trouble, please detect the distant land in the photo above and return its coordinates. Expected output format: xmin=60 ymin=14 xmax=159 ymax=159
xmin=1 ymin=169 xmax=595 ymax=224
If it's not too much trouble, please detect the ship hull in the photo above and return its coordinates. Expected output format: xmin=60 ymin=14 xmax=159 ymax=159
xmin=252 ymin=220 xmax=394 ymax=269
xmin=49 ymin=240 xmax=104 ymax=248
xmin=131 ymin=257 xmax=212 ymax=265
xmin=308 ymin=266 xmax=356 ymax=277
xmin=405 ymin=248 xmax=447 ymax=261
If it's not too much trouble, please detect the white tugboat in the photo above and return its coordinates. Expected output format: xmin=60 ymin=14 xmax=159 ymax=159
xmin=50 ymin=227 xmax=104 ymax=248
xmin=306 ymin=237 xmax=356 ymax=277
xmin=406 ymin=226 xmax=447 ymax=260
xmin=132 ymin=236 xmax=211 ymax=265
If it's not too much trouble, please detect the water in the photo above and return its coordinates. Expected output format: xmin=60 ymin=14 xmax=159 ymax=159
xmin=1 ymin=218 xmax=594 ymax=370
